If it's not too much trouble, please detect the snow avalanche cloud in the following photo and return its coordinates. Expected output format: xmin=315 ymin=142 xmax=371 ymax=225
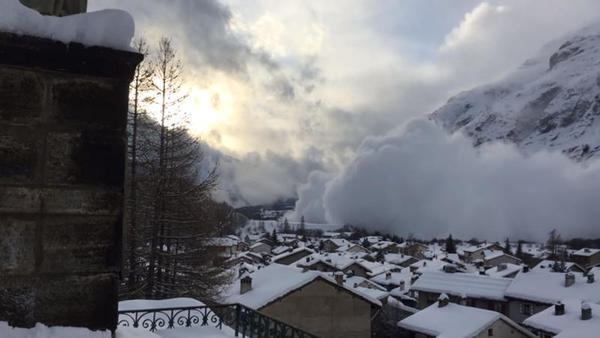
xmin=294 ymin=119 xmax=600 ymax=241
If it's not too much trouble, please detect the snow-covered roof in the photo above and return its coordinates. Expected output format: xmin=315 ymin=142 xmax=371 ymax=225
xmin=249 ymin=242 xmax=270 ymax=249
xmin=573 ymin=248 xmax=600 ymax=257
xmin=410 ymin=259 xmax=448 ymax=274
xmin=272 ymin=247 xmax=314 ymax=264
xmin=1 ymin=0 xmax=134 ymax=51
xmin=271 ymin=245 xmax=291 ymax=255
xmin=353 ymin=286 xmax=389 ymax=301
xmin=398 ymin=301 xmax=534 ymax=338
xmin=326 ymin=238 xmax=350 ymax=247
xmin=222 ymin=264 xmax=381 ymax=309
xmin=532 ymin=260 xmax=584 ymax=272
xmin=411 ymin=271 xmax=512 ymax=301
xmin=370 ymin=241 xmax=396 ymax=250
xmin=524 ymin=299 xmax=600 ymax=337
xmin=484 ymin=263 xmax=522 ymax=278
xmin=205 ymin=237 xmax=238 ymax=247
xmin=370 ymin=271 xmax=412 ymax=287
xmin=345 ymin=276 xmax=387 ymax=291
xmin=384 ymin=253 xmax=415 ymax=265
xmin=505 ymin=270 xmax=600 ymax=304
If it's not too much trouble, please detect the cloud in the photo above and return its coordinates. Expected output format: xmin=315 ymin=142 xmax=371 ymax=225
xmin=295 ymin=119 xmax=600 ymax=241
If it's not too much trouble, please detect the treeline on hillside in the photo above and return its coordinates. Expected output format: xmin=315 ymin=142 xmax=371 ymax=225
xmin=121 ymin=37 xmax=235 ymax=301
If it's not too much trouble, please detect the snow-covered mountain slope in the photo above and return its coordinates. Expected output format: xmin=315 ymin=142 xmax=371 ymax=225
xmin=431 ymin=22 xmax=600 ymax=161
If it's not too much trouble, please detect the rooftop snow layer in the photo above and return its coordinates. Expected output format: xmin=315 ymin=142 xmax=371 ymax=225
xmin=0 ymin=0 xmax=134 ymax=50
xmin=505 ymin=270 xmax=600 ymax=304
xmin=398 ymin=302 xmax=502 ymax=338
xmin=411 ymin=271 xmax=512 ymax=301
xmin=222 ymin=263 xmax=381 ymax=309
xmin=524 ymin=299 xmax=600 ymax=337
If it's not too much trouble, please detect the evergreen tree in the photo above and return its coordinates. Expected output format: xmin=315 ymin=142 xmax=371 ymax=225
xmin=283 ymin=218 xmax=291 ymax=233
xmin=504 ymin=238 xmax=511 ymax=254
xmin=376 ymin=250 xmax=385 ymax=262
xmin=361 ymin=238 xmax=370 ymax=248
xmin=515 ymin=240 xmax=524 ymax=259
xmin=445 ymin=234 xmax=456 ymax=254
xmin=271 ymin=229 xmax=278 ymax=245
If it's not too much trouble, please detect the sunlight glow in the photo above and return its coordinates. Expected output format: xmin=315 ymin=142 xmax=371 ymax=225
xmin=183 ymin=86 xmax=227 ymax=135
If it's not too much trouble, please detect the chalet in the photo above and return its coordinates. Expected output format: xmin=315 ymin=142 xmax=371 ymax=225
xmin=459 ymin=243 xmax=504 ymax=263
xmin=322 ymin=238 xmax=351 ymax=252
xmin=571 ymin=248 xmax=600 ymax=269
xmin=398 ymin=294 xmax=535 ymax=338
xmin=273 ymin=247 xmax=314 ymax=265
xmin=370 ymin=241 xmax=399 ymax=254
xmin=249 ymin=242 xmax=272 ymax=254
xmin=523 ymin=299 xmax=600 ymax=337
xmin=483 ymin=251 xmax=522 ymax=269
xmin=399 ymin=242 xmax=429 ymax=259
xmin=532 ymin=260 xmax=586 ymax=273
xmin=370 ymin=270 xmax=412 ymax=292
xmin=484 ymin=263 xmax=523 ymax=278
xmin=205 ymin=237 xmax=238 ymax=258
xmin=224 ymin=264 xmax=381 ymax=338
xmin=337 ymin=244 xmax=371 ymax=254
xmin=411 ymin=271 xmax=512 ymax=315
xmin=385 ymin=253 xmax=418 ymax=267
xmin=504 ymin=270 xmax=600 ymax=324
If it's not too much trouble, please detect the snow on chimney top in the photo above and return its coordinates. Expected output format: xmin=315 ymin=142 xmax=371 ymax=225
xmin=565 ymin=273 xmax=575 ymax=287
xmin=554 ymin=301 xmax=565 ymax=315
xmin=240 ymin=276 xmax=252 ymax=295
xmin=438 ymin=293 xmax=449 ymax=307
xmin=582 ymin=302 xmax=592 ymax=320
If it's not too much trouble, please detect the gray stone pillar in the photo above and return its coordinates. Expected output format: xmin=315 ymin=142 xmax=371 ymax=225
xmin=0 ymin=32 xmax=141 ymax=331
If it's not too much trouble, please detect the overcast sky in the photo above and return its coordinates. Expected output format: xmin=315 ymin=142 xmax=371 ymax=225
xmin=91 ymin=1 xmax=600 ymax=239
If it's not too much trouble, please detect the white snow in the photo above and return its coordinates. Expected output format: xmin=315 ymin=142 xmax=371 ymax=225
xmin=524 ymin=299 xmax=600 ymax=337
xmin=573 ymin=248 xmax=600 ymax=257
xmin=223 ymin=263 xmax=381 ymax=309
xmin=398 ymin=302 xmax=502 ymax=338
xmin=0 ymin=322 xmax=110 ymax=338
xmin=505 ymin=270 xmax=600 ymax=304
xmin=0 ymin=0 xmax=134 ymax=50
xmin=411 ymin=271 xmax=512 ymax=301
xmin=119 ymin=298 xmax=205 ymax=312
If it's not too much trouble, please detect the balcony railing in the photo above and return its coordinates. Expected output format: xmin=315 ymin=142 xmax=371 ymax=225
xmin=118 ymin=303 xmax=320 ymax=338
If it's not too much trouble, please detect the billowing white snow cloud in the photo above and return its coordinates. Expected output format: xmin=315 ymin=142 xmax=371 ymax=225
xmin=295 ymin=119 xmax=600 ymax=241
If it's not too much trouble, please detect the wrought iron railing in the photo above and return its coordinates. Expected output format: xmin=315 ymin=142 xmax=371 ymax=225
xmin=118 ymin=303 xmax=320 ymax=338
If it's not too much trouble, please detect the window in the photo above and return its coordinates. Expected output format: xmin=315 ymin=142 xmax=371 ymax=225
xmin=521 ymin=303 xmax=533 ymax=315
xmin=488 ymin=328 xmax=493 ymax=336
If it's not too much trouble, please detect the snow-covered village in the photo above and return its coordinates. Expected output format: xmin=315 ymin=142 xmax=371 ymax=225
xmin=3 ymin=1 xmax=600 ymax=338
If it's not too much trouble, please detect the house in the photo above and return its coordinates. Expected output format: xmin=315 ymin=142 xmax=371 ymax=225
xmin=411 ymin=271 xmax=512 ymax=315
xmin=223 ymin=264 xmax=381 ymax=338
xmin=370 ymin=241 xmax=399 ymax=254
xmin=483 ymin=251 xmax=522 ymax=269
xmin=504 ymin=270 xmax=600 ymax=324
xmin=273 ymin=247 xmax=314 ymax=265
xmin=205 ymin=237 xmax=238 ymax=257
xmin=322 ymin=238 xmax=351 ymax=252
xmin=532 ymin=260 xmax=586 ymax=273
xmin=271 ymin=245 xmax=291 ymax=256
xmin=399 ymin=242 xmax=429 ymax=259
xmin=523 ymin=299 xmax=600 ymax=337
xmin=460 ymin=243 xmax=504 ymax=263
xmin=337 ymin=244 xmax=371 ymax=254
xmin=571 ymin=248 xmax=600 ymax=269
xmin=370 ymin=270 xmax=412 ymax=292
xmin=484 ymin=263 xmax=523 ymax=278
xmin=398 ymin=294 xmax=535 ymax=338
xmin=249 ymin=241 xmax=272 ymax=254
xmin=385 ymin=253 xmax=418 ymax=267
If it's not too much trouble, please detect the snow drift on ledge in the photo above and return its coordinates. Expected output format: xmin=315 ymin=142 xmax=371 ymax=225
xmin=0 ymin=0 xmax=134 ymax=50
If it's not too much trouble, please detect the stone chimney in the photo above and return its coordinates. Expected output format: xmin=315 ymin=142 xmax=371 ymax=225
xmin=0 ymin=32 xmax=141 ymax=330
xmin=582 ymin=302 xmax=592 ymax=320
xmin=554 ymin=301 xmax=565 ymax=315
xmin=565 ymin=273 xmax=575 ymax=287
xmin=523 ymin=265 xmax=530 ymax=273
xmin=479 ymin=268 xmax=486 ymax=275
xmin=333 ymin=271 xmax=344 ymax=286
xmin=438 ymin=293 xmax=449 ymax=307
xmin=459 ymin=294 xmax=467 ymax=306
xmin=385 ymin=272 xmax=392 ymax=280
xmin=334 ymin=272 xmax=344 ymax=286
xmin=399 ymin=280 xmax=405 ymax=291
xmin=241 ymin=276 xmax=252 ymax=294
xmin=588 ymin=273 xmax=595 ymax=284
